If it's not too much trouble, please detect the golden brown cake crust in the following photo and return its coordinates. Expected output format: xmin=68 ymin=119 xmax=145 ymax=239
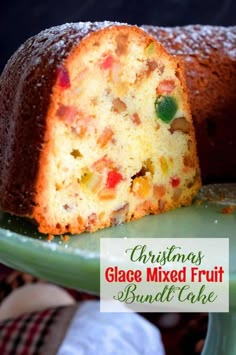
xmin=142 ymin=25 xmax=236 ymax=182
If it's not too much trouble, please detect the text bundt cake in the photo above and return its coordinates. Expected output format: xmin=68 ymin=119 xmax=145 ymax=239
xmin=0 ymin=22 xmax=201 ymax=234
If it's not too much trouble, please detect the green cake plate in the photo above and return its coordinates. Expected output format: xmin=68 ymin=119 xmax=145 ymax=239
xmin=0 ymin=183 xmax=235 ymax=355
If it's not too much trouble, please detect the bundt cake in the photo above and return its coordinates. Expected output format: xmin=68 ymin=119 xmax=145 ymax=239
xmin=0 ymin=22 xmax=200 ymax=234
xmin=143 ymin=25 xmax=236 ymax=183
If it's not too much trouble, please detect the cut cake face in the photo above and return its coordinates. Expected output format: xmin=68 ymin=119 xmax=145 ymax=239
xmin=32 ymin=25 xmax=200 ymax=234
xmin=0 ymin=23 xmax=201 ymax=235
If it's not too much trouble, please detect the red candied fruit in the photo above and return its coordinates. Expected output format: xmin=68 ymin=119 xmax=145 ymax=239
xmin=170 ymin=176 xmax=180 ymax=188
xmin=57 ymin=66 xmax=71 ymax=89
xmin=100 ymin=55 xmax=114 ymax=70
xmin=156 ymin=80 xmax=175 ymax=95
xmin=106 ymin=171 xmax=123 ymax=188
xmin=56 ymin=105 xmax=77 ymax=124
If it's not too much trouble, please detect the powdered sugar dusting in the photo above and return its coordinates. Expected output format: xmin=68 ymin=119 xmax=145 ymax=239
xmin=142 ymin=25 xmax=236 ymax=60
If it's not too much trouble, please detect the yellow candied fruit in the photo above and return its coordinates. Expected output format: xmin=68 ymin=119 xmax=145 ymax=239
xmin=160 ymin=156 xmax=169 ymax=175
xmin=132 ymin=176 xmax=151 ymax=199
xmin=144 ymin=158 xmax=154 ymax=175
xmin=80 ymin=170 xmax=102 ymax=193
xmin=159 ymin=156 xmax=173 ymax=175
xmin=145 ymin=42 xmax=155 ymax=56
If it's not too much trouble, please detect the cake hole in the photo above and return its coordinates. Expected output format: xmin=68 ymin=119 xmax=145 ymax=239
xmin=56 ymin=223 xmax=61 ymax=229
xmin=131 ymin=159 xmax=154 ymax=180
xmin=111 ymin=98 xmax=127 ymax=113
xmin=206 ymin=119 xmax=217 ymax=137
xmin=63 ymin=204 xmax=70 ymax=211
xmin=55 ymin=183 xmax=61 ymax=191
xmin=70 ymin=149 xmax=83 ymax=158
xmin=170 ymin=117 xmax=191 ymax=134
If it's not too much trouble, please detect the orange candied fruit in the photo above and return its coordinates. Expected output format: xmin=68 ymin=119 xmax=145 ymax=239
xmin=132 ymin=176 xmax=151 ymax=199
xmin=92 ymin=156 xmax=114 ymax=173
xmin=97 ymin=128 xmax=114 ymax=148
xmin=98 ymin=188 xmax=116 ymax=200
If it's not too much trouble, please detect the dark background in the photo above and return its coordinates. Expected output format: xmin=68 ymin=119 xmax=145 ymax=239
xmin=1 ymin=0 xmax=235 ymax=72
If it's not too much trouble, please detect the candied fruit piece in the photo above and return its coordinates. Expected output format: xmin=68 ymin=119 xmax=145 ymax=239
xmin=56 ymin=105 xmax=77 ymax=124
xmin=155 ymin=96 xmax=178 ymax=123
xmin=80 ymin=171 xmax=102 ymax=193
xmin=57 ymin=66 xmax=71 ymax=89
xmin=156 ymin=80 xmax=175 ymax=95
xmin=92 ymin=156 xmax=114 ymax=173
xmin=159 ymin=156 xmax=169 ymax=175
xmin=145 ymin=42 xmax=155 ymax=55
xmin=132 ymin=113 xmax=141 ymax=125
xmin=98 ymin=188 xmax=116 ymax=200
xmin=106 ymin=171 xmax=123 ymax=188
xmin=97 ymin=128 xmax=114 ymax=148
xmin=100 ymin=55 xmax=114 ymax=70
xmin=132 ymin=176 xmax=151 ymax=198
xmin=170 ymin=176 xmax=180 ymax=188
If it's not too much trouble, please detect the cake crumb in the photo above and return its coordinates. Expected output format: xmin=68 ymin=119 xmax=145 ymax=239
xmin=61 ymin=235 xmax=70 ymax=242
xmin=47 ymin=234 xmax=55 ymax=241
xmin=194 ymin=199 xmax=203 ymax=206
xmin=220 ymin=205 xmax=235 ymax=214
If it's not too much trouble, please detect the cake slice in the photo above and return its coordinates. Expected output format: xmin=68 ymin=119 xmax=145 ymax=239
xmin=0 ymin=22 xmax=201 ymax=234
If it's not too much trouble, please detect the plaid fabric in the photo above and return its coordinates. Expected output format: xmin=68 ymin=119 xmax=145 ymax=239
xmin=0 ymin=306 xmax=66 ymax=355
xmin=0 ymin=271 xmax=41 ymax=304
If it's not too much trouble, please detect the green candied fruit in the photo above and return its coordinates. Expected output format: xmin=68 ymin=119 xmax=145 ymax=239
xmin=145 ymin=42 xmax=155 ymax=55
xmin=155 ymin=96 xmax=178 ymax=123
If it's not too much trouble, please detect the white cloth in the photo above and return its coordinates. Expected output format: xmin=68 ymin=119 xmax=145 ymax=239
xmin=58 ymin=300 xmax=165 ymax=355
